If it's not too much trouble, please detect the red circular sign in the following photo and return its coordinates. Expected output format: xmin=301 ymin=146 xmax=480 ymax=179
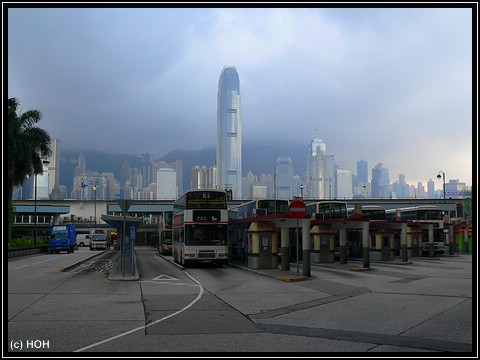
xmin=289 ymin=200 xmax=306 ymax=218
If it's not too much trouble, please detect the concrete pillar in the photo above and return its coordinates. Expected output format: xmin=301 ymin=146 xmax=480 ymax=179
xmin=442 ymin=225 xmax=448 ymax=255
xmin=362 ymin=221 xmax=370 ymax=268
xmin=401 ymin=222 xmax=408 ymax=262
xmin=339 ymin=227 xmax=347 ymax=264
xmin=302 ymin=219 xmax=311 ymax=277
xmin=311 ymin=232 xmax=321 ymax=263
xmin=428 ymin=224 xmax=434 ymax=258
xmin=280 ymin=227 xmax=290 ymax=270
xmin=449 ymin=224 xmax=454 ymax=254
xmin=248 ymin=232 xmax=260 ymax=269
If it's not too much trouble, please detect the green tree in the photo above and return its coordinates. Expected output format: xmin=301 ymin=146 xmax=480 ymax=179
xmin=8 ymin=97 xmax=52 ymax=242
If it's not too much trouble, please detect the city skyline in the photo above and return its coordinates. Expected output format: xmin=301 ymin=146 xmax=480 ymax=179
xmin=7 ymin=6 xmax=474 ymax=188
xmin=17 ymin=139 xmax=469 ymax=202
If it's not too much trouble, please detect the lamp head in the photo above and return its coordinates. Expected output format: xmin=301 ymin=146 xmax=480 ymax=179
xmin=437 ymin=174 xmax=442 ymax=179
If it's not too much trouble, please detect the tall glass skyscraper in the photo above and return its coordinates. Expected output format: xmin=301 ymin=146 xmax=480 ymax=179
xmin=216 ymin=66 xmax=242 ymax=199
xmin=275 ymin=156 xmax=294 ymax=200
xmin=371 ymin=163 xmax=390 ymax=198
xmin=307 ymin=137 xmax=335 ymax=199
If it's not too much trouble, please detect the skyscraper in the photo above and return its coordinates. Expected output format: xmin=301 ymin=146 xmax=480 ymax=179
xmin=275 ymin=156 xmax=294 ymax=200
xmin=356 ymin=159 xmax=368 ymax=185
xmin=216 ymin=66 xmax=242 ymax=199
xmin=307 ymin=137 xmax=335 ymax=199
xmin=371 ymin=163 xmax=390 ymax=198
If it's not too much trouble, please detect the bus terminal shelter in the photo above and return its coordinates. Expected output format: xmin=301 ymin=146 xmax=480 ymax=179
xmin=101 ymin=214 xmax=143 ymax=280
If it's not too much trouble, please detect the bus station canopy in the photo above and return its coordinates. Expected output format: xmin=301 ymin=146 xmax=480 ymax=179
xmin=101 ymin=215 xmax=143 ymax=228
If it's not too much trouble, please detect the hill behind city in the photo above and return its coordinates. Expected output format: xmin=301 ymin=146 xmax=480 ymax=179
xmin=59 ymin=141 xmax=308 ymax=194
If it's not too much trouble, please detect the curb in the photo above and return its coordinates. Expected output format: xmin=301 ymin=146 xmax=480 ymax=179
xmin=280 ymin=276 xmax=309 ymax=282
xmin=59 ymin=250 xmax=107 ymax=272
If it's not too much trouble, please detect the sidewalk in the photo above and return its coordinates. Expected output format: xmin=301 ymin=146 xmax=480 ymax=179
xmin=108 ymin=250 xmax=139 ymax=281
xmin=227 ymin=255 xmax=453 ymax=281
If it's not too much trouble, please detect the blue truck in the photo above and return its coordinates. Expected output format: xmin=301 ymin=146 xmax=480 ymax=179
xmin=49 ymin=224 xmax=77 ymax=254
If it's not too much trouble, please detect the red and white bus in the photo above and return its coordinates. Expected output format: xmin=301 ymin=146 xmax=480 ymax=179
xmin=172 ymin=189 xmax=229 ymax=267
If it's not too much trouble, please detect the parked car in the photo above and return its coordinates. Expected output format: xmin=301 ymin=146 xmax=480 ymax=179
xmin=90 ymin=234 xmax=108 ymax=250
xmin=159 ymin=238 xmax=172 ymax=255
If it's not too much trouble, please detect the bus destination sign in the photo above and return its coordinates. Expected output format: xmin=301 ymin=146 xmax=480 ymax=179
xmin=193 ymin=210 xmax=221 ymax=222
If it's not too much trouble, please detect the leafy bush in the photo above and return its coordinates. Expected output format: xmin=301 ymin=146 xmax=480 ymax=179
xmin=8 ymin=238 xmax=48 ymax=250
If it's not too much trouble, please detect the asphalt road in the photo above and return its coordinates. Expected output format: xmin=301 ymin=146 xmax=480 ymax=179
xmin=6 ymin=246 xmax=474 ymax=356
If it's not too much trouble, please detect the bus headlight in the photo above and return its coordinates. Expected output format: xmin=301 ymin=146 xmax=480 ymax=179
xmin=184 ymin=252 xmax=196 ymax=258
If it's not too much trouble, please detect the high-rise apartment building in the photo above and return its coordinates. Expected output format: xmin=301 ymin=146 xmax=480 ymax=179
xmin=336 ymin=169 xmax=353 ymax=199
xmin=216 ymin=66 xmax=242 ymax=199
xmin=190 ymin=165 xmax=216 ymax=190
xmin=46 ymin=138 xmax=60 ymax=196
xmin=156 ymin=168 xmax=177 ymax=200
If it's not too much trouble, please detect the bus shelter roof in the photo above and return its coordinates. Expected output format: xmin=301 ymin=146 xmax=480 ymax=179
xmin=101 ymin=215 xmax=143 ymax=229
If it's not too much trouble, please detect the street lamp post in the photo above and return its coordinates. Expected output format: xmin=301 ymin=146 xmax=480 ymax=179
xmin=437 ymin=171 xmax=446 ymax=203
xmin=93 ymin=185 xmax=97 ymax=227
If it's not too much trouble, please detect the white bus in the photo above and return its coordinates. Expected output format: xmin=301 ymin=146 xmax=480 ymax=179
xmin=347 ymin=205 xmax=387 ymax=220
xmin=307 ymin=201 xmax=348 ymax=220
xmin=172 ymin=189 xmax=229 ymax=267
xmin=385 ymin=205 xmax=446 ymax=255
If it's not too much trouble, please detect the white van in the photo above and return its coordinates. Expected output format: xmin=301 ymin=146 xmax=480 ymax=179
xmin=76 ymin=229 xmax=91 ymax=247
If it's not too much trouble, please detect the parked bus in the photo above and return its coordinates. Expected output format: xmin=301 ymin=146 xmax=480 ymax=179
xmin=347 ymin=205 xmax=387 ymax=220
xmin=172 ymin=189 xmax=229 ymax=267
xmin=307 ymin=201 xmax=348 ymax=220
xmin=230 ymin=199 xmax=289 ymax=219
xmin=158 ymin=210 xmax=173 ymax=255
xmin=385 ymin=205 xmax=446 ymax=255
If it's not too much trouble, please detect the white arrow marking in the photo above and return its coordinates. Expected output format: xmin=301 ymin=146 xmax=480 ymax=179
xmin=152 ymin=274 xmax=179 ymax=281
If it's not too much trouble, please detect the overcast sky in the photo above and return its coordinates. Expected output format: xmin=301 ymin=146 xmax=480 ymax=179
xmin=7 ymin=5 xmax=474 ymax=187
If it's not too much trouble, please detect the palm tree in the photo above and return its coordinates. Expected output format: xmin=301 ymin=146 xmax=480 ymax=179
xmin=8 ymin=97 xmax=52 ymax=242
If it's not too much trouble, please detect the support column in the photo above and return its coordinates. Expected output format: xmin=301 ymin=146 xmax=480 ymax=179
xmin=280 ymin=227 xmax=290 ymax=271
xmin=130 ymin=226 xmax=136 ymax=275
xmin=302 ymin=219 xmax=311 ymax=277
xmin=428 ymin=224 xmax=434 ymax=258
xmin=449 ymin=224 xmax=454 ymax=254
xmin=339 ymin=227 xmax=347 ymax=264
xmin=362 ymin=221 xmax=370 ymax=268
xmin=401 ymin=222 xmax=408 ymax=262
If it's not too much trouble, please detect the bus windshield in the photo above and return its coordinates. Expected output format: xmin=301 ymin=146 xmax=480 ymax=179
xmin=185 ymin=224 xmax=228 ymax=246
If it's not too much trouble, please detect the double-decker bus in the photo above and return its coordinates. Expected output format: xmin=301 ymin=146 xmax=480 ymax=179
xmin=306 ymin=201 xmax=348 ymax=220
xmin=385 ymin=205 xmax=446 ymax=255
xmin=158 ymin=210 xmax=173 ymax=255
xmin=230 ymin=199 xmax=290 ymax=219
xmin=172 ymin=189 xmax=229 ymax=267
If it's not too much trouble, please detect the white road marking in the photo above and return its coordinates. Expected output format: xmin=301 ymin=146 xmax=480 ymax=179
xmin=73 ymin=271 xmax=204 ymax=352
xmin=152 ymin=274 xmax=179 ymax=281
